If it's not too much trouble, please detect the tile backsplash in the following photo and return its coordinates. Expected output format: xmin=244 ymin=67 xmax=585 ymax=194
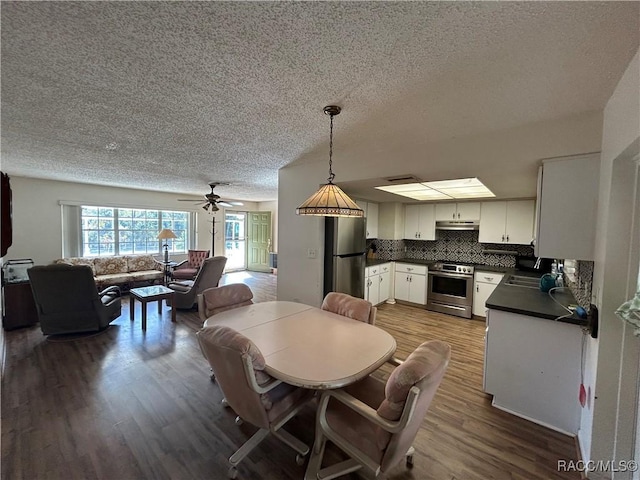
xmin=366 ymin=232 xmax=594 ymax=308
xmin=368 ymin=230 xmax=533 ymax=268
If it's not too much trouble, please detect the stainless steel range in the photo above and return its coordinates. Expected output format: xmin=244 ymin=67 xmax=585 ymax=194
xmin=427 ymin=262 xmax=474 ymax=319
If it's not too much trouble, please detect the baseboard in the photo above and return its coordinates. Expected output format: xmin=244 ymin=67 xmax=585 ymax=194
xmin=491 ymin=398 xmax=577 ymax=437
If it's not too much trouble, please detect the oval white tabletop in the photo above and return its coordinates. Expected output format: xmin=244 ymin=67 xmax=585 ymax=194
xmin=203 ymin=301 xmax=397 ymax=389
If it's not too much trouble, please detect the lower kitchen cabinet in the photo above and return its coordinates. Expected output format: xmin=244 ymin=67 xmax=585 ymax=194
xmin=483 ymin=308 xmax=582 ymax=434
xmin=365 ymin=263 xmax=390 ymax=306
xmin=472 ymin=271 xmax=504 ymax=317
xmin=394 ymin=263 xmax=427 ymax=305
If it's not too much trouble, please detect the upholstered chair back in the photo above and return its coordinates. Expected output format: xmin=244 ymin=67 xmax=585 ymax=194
xmin=321 ymin=292 xmax=377 ymax=325
xmin=378 ymin=340 xmax=451 ymax=472
xmin=197 ymin=325 xmax=277 ymax=428
xmin=188 ymin=249 xmax=210 ymax=268
xmin=198 ymin=283 xmax=254 ymax=322
xmin=27 ymin=264 xmax=121 ymax=335
xmin=168 ymin=256 xmax=227 ymax=309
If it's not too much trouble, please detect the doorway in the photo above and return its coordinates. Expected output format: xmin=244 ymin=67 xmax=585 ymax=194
xmin=224 ymin=212 xmax=246 ymax=271
xmin=224 ymin=211 xmax=273 ymax=272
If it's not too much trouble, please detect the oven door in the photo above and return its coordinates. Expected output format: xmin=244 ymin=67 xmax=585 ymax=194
xmin=427 ymin=271 xmax=473 ymax=318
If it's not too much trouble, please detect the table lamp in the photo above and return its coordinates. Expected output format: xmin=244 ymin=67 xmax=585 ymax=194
xmin=157 ymin=228 xmax=177 ymax=262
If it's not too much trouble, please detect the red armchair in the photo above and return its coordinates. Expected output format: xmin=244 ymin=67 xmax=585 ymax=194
xmin=172 ymin=249 xmax=210 ymax=280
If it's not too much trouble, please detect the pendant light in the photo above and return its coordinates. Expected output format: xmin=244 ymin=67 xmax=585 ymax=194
xmin=296 ymin=106 xmax=364 ymax=217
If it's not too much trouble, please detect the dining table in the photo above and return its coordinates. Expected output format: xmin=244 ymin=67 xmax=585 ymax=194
xmin=202 ymin=300 xmax=397 ymax=390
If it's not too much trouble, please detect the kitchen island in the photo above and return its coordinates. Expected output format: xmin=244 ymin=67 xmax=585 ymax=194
xmin=483 ymin=276 xmax=588 ymax=435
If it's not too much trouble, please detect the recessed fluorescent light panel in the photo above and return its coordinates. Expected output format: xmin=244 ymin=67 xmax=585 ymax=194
xmin=375 ymin=177 xmax=495 ymax=200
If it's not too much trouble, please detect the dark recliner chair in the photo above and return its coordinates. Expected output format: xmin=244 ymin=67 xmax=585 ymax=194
xmin=28 ymin=264 xmax=122 ymax=335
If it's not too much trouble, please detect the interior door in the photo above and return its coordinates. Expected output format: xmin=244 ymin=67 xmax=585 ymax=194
xmin=247 ymin=211 xmax=272 ymax=272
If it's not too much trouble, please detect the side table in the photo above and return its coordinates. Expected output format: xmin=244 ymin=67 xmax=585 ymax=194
xmin=2 ymin=281 xmax=39 ymax=330
xmin=160 ymin=261 xmax=177 ymax=285
xmin=129 ymin=285 xmax=176 ymax=331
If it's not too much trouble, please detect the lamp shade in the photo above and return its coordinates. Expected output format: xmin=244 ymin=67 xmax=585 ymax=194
xmin=157 ymin=228 xmax=177 ymax=240
xmin=296 ymin=183 xmax=364 ymax=217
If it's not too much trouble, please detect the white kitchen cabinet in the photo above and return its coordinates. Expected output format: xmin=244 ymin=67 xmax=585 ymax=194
xmin=357 ymin=200 xmax=379 ymax=239
xmin=394 ymin=263 xmax=427 ymax=305
xmin=365 ymin=202 xmax=379 ymax=239
xmin=365 ymin=263 xmax=391 ymax=306
xmin=479 ymin=200 xmax=535 ymax=245
xmin=483 ymin=308 xmax=582 ymax=434
xmin=535 ymin=153 xmax=600 ymax=260
xmin=472 ymin=271 xmax=504 ymax=317
xmin=403 ymin=204 xmax=435 ymax=240
xmin=435 ymin=202 xmax=481 ymax=221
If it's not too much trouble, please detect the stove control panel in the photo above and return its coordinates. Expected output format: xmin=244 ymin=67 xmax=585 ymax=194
xmin=432 ymin=263 xmax=475 ymax=275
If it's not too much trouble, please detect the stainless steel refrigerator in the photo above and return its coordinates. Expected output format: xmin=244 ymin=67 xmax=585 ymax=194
xmin=323 ymin=217 xmax=366 ymax=298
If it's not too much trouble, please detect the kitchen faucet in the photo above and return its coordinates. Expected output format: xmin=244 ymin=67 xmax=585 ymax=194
xmin=534 ymin=257 xmax=542 ymax=269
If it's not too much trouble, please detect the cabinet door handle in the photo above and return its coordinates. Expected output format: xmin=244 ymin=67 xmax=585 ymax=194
xmin=477 ymin=285 xmax=479 ymax=293
xmin=457 ymin=212 xmax=460 ymax=219
xmin=502 ymin=234 xmax=505 ymax=242
xmin=485 ymin=276 xmax=493 ymax=281
xmin=506 ymin=234 xmax=510 ymax=242
xmin=406 ymin=275 xmax=410 ymax=282
xmin=379 ymin=276 xmax=383 ymax=283
xmin=409 ymin=276 xmax=412 ymax=283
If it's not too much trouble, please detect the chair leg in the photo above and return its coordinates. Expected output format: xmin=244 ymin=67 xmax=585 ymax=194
xmin=272 ymin=428 xmax=309 ymax=456
xmin=304 ymin=434 xmax=327 ymax=480
xmin=229 ymin=428 xmax=270 ymax=467
xmin=317 ymin=459 xmax=362 ymax=480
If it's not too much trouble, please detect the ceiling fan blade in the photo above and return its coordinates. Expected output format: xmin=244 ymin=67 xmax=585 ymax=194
xmin=177 ymin=198 xmax=203 ymax=202
xmin=217 ymin=201 xmax=233 ymax=208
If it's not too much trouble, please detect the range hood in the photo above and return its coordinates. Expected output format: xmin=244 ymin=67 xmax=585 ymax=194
xmin=435 ymin=220 xmax=479 ymax=231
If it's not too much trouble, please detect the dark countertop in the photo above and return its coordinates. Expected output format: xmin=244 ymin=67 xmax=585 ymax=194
xmin=486 ymin=275 xmax=588 ymax=326
xmin=365 ymin=258 xmax=393 ymax=267
xmin=392 ymin=258 xmax=433 ymax=266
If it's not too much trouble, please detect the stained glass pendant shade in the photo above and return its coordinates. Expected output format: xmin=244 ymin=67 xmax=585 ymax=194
xmin=296 ymin=106 xmax=364 ymax=218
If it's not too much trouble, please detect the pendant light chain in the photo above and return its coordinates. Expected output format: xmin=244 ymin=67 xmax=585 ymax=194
xmin=327 ymin=113 xmax=335 ymax=184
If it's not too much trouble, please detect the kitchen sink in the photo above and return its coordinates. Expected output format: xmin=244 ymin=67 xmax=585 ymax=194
xmin=504 ymin=274 xmax=541 ymax=288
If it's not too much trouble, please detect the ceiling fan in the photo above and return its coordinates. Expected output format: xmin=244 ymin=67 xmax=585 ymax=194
xmin=178 ymin=182 xmax=243 ymax=212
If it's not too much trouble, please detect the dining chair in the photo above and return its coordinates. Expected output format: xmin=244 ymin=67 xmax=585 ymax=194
xmin=167 ymin=256 xmax=227 ymax=309
xmin=197 ymin=325 xmax=313 ymax=479
xmin=198 ymin=283 xmax=254 ymax=324
xmin=321 ymin=291 xmax=377 ymax=325
xmin=304 ymin=339 xmax=451 ymax=480
xmin=171 ymin=249 xmax=210 ymax=280
xmin=198 ymin=283 xmax=255 ymax=386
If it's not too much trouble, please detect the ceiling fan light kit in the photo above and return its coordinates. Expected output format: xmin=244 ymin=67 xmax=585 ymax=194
xmin=178 ymin=182 xmax=243 ymax=213
xmin=296 ymin=106 xmax=364 ymax=218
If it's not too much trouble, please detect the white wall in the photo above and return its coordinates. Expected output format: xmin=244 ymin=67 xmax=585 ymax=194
xmin=5 ymin=176 xmax=235 ymax=264
xmin=278 ymin=111 xmax=604 ymax=306
xmin=584 ymin=49 xmax=640 ymax=475
xmin=277 ymin=161 xmax=326 ymax=306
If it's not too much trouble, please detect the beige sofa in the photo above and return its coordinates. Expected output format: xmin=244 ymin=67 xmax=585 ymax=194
xmin=53 ymin=254 xmax=163 ymax=289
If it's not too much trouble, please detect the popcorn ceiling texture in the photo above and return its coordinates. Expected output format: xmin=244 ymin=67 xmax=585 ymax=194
xmin=1 ymin=2 xmax=638 ymax=201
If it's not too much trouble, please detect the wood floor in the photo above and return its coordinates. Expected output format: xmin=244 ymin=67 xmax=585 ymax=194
xmin=1 ymin=271 xmax=580 ymax=480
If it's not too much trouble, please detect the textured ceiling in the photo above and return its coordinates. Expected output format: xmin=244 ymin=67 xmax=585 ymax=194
xmin=1 ymin=2 xmax=638 ymax=202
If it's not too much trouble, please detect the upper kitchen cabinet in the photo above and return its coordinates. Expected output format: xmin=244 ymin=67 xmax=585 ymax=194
xmin=435 ymin=202 xmax=481 ymax=222
xmin=535 ymin=153 xmax=600 ymax=260
xmin=404 ymin=204 xmax=435 ymax=240
xmin=479 ymin=200 xmax=535 ymax=245
xmin=356 ymin=200 xmax=379 ymax=239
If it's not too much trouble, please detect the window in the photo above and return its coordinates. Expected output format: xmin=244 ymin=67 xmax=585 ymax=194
xmin=80 ymin=206 xmax=190 ymax=257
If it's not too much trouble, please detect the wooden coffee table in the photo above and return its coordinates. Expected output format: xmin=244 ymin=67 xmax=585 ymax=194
xmin=129 ymin=285 xmax=176 ymax=331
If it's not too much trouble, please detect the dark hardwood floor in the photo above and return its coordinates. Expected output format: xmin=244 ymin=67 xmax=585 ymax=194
xmin=1 ymin=271 xmax=580 ymax=479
